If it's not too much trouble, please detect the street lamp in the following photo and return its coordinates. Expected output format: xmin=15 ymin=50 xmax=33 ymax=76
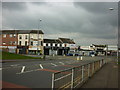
xmin=109 ymin=8 xmax=118 ymax=64
xmin=109 ymin=8 xmax=114 ymax=10
xmin=37 ymin=19 xmax=42 ymax=55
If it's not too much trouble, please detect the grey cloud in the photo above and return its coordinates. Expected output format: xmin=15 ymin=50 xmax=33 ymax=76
xmin=2 ymin=2 xmax=118 ymax=45
xmin=73 ymin=2 xmax=118 ymax=14
xmin=2 ymin=2 xmax=27 ymax=11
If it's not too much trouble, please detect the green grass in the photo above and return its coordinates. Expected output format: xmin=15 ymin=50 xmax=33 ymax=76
xmin=1 ymin=51 xmax=41 ymax=60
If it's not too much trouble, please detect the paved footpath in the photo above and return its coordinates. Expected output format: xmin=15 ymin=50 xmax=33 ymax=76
xmin=81 ymin=58 xmax=118 ymax=88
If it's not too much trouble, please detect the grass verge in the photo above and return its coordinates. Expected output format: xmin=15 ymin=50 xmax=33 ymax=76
xmin=0 ymin=51 xmax=41 ymax=60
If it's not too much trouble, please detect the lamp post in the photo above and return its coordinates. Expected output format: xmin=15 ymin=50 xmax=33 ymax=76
xmin=37 ymin=19 xmax=42 ymax=55
xmin=109 ymin=8 xmax=118 ymax=64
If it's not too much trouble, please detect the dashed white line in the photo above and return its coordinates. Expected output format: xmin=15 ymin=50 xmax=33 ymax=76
xmin=10 ymin=64 xmax=19 ymax=67
xmin=39 ymin=64 xmax=43 ymax=69
xmin=59 ymin=62 xmax=65 ymax=65
xmin=51 ymin=63 xmax=57 ymax=66
xmin=21 ymin=66 xmax=25 ymax=73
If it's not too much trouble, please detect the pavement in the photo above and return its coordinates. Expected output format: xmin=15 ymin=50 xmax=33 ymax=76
xmin=81 ymin=58 xmax=118 ymax=88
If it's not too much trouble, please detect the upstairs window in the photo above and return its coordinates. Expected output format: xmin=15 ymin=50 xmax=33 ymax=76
xmin=25 ymin=41 xmax=27 ymax=46
xmin=9 ymin=34 xmax=13 ymax=37
xmin=55 ymin=44 xmax=57 ymax=47
xmin=46 ymin=43 xmax=48 ymax=46
xmin=13 ymin=34 xmax=16 ymax=37
xmin=19 ymin=35 xmax=22 ymax=39
xmin=3 ymin=34 xmax=6 ymax=38
xmin=50 ymin=43 xmax=53 ymax=47
xmin=25 ymin=35 xmax=28 ymax=39
xmin=60 ymin=44 xmax=62 ymax=47
xmin=19 ymin=41 xmax=21 ymax=46
xmin=9 ymin=41 xmax=12 ymax=45
xmin=13 ymin=41 xmax=17 ymax=45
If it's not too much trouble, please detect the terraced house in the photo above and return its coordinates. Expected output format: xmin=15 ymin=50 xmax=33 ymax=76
xmin=0 ymin=30 xmax=44 ymax=55
xmin=43 ymin=38 xmax=76 ymax=55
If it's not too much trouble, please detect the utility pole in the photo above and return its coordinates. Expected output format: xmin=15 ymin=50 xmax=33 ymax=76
xmin=37 ymin=19 xmax=42 ymax=55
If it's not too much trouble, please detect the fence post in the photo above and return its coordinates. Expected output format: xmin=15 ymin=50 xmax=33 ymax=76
xmin=88 ymin=64 xmax=90 ymax=77
xmin=71 ymin=68 xmax=74 ymax=89
xmin=100 ymin=60 xmax=102 ymax=68
xmin=92 ymin=62 xmax=94 ymax=75
xmin=82 ymin=66 xmax=84 ymax=82
xmin=52 ymin=73 xmax=55 ymax=90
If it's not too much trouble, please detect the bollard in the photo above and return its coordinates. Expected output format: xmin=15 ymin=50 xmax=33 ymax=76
xmin=81 ymin=56 xmax=83 ymax=60
xmin=43 ymin=55 xmax=46 ymax=60
xmin=53 ymin=54 xmax=55 ymax=57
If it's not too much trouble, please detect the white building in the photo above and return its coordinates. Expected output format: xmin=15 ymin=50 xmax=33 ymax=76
xmin=17 ymin=30 xmax=44 ymax=54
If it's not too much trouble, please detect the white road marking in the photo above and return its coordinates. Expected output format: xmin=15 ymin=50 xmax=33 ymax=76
xmin=39 ymin=64 xmax=43 ymax=69
xmin=10 ymin=64 xmax=19 ymax=67
xmin=59 ymin=62 xmax=65 ymax=65
xmin=21 ymin=66 xmax=25 ymax=73
xmin=16 ymin=69 xmax=42 ymax=74
xmin=51 ymin=63 xmax=57 ymax=66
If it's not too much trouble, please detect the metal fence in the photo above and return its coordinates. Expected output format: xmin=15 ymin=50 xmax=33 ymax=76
xmin=52 ymin=59 xmax=105 ymax=89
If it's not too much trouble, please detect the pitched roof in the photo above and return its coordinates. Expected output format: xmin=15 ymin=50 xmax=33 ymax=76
xmin=92 ymin=44 xmax=107 ymax=47
xmin=44 ymin=39 xmax=62 ymax=43
xmin=59 ymin=38 xmax=75 ymax=44
xmin=1 ymin=30 xmax=44 ymax=34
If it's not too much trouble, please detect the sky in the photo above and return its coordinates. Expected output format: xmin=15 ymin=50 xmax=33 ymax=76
xmin=0 ymin=0 xmax=119 ymax=46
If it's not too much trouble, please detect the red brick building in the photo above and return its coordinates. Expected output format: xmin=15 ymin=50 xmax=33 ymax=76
xmin=0 ymin=30 xmax=18 ymax=53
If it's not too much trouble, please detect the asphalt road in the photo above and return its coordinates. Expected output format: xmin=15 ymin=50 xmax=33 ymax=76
xmin=1 ymin=56 xmax=114 ymax=89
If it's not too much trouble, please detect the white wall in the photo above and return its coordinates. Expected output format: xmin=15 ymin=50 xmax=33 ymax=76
xmin=18 ymin=34 xmax=29 ymax=46
xmin=30 ymin=34 xmax=43 ymax=40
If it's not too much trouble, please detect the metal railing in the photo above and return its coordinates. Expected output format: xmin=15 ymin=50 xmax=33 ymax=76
xmin=51 ymin=59 xmax=105 ymax=89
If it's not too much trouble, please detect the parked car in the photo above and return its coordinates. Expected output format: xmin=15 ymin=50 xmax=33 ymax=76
xmin=66 ymin=53 xmax=73 ymax=56
xmin=66 ymin=53 xmax=80 ymax=56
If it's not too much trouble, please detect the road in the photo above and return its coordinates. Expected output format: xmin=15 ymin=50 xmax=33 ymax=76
xmin=1 ymin=56 xmax=114 ymax=89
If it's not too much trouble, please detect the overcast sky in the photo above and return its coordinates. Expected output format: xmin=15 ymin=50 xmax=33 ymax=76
xmin=1 ymin=1 xmax=119 ymax=46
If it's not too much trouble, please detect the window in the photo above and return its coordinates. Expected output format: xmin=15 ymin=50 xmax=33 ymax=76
xmin=46 ymin=43 xmax=48 ymax=46
xmin=60 ymin=44 xmax=62 ymax=47
xmin=31 ymin=41 xmax=33 ymax=46
xmin=41 ymin=41 xmax=43 ymax=46
xmin=13 ymin=34 xmax=16 ymax=37
xmin=19 ymin=35 xmax=22 ymax=39
xmin=30 ymin=35 xmax=33 ymax=39
xmin=9 ymin=41 xmax=12 ymax=45
xmin=25 ymin=41 xmax=27 ymax=46
xmin=13 ymin=41 xmax=17 ymax=45
xmin=55 ymin=44 xmax=57 ymax=47
xmin=25 ymin=35 xmax=28 ymax=39
xmin=3 ymin=42 xmax=6 ymax=45
xmin=19 ymin=41 xmax=21 ymax=46
xmin=50 ymin=43 xmax=53 ymax=46
xmin=3 ymin=34 xmax=6 ymax=38
xmin=9 ymin=34 xmax=13 ymax=37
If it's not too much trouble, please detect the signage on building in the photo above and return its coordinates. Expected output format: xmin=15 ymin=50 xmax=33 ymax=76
xmin=8 ymin=46 xmax=17 ymax=49
xmin=29 ymin=46 xmax=41 ymax=50
xmin=0 ymin=46 xmax=7 ymax=48
xmin=33 ymin=41 xmax=38 ymax=46
xmin=0 ymin=46 xmax=17 ymax=49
